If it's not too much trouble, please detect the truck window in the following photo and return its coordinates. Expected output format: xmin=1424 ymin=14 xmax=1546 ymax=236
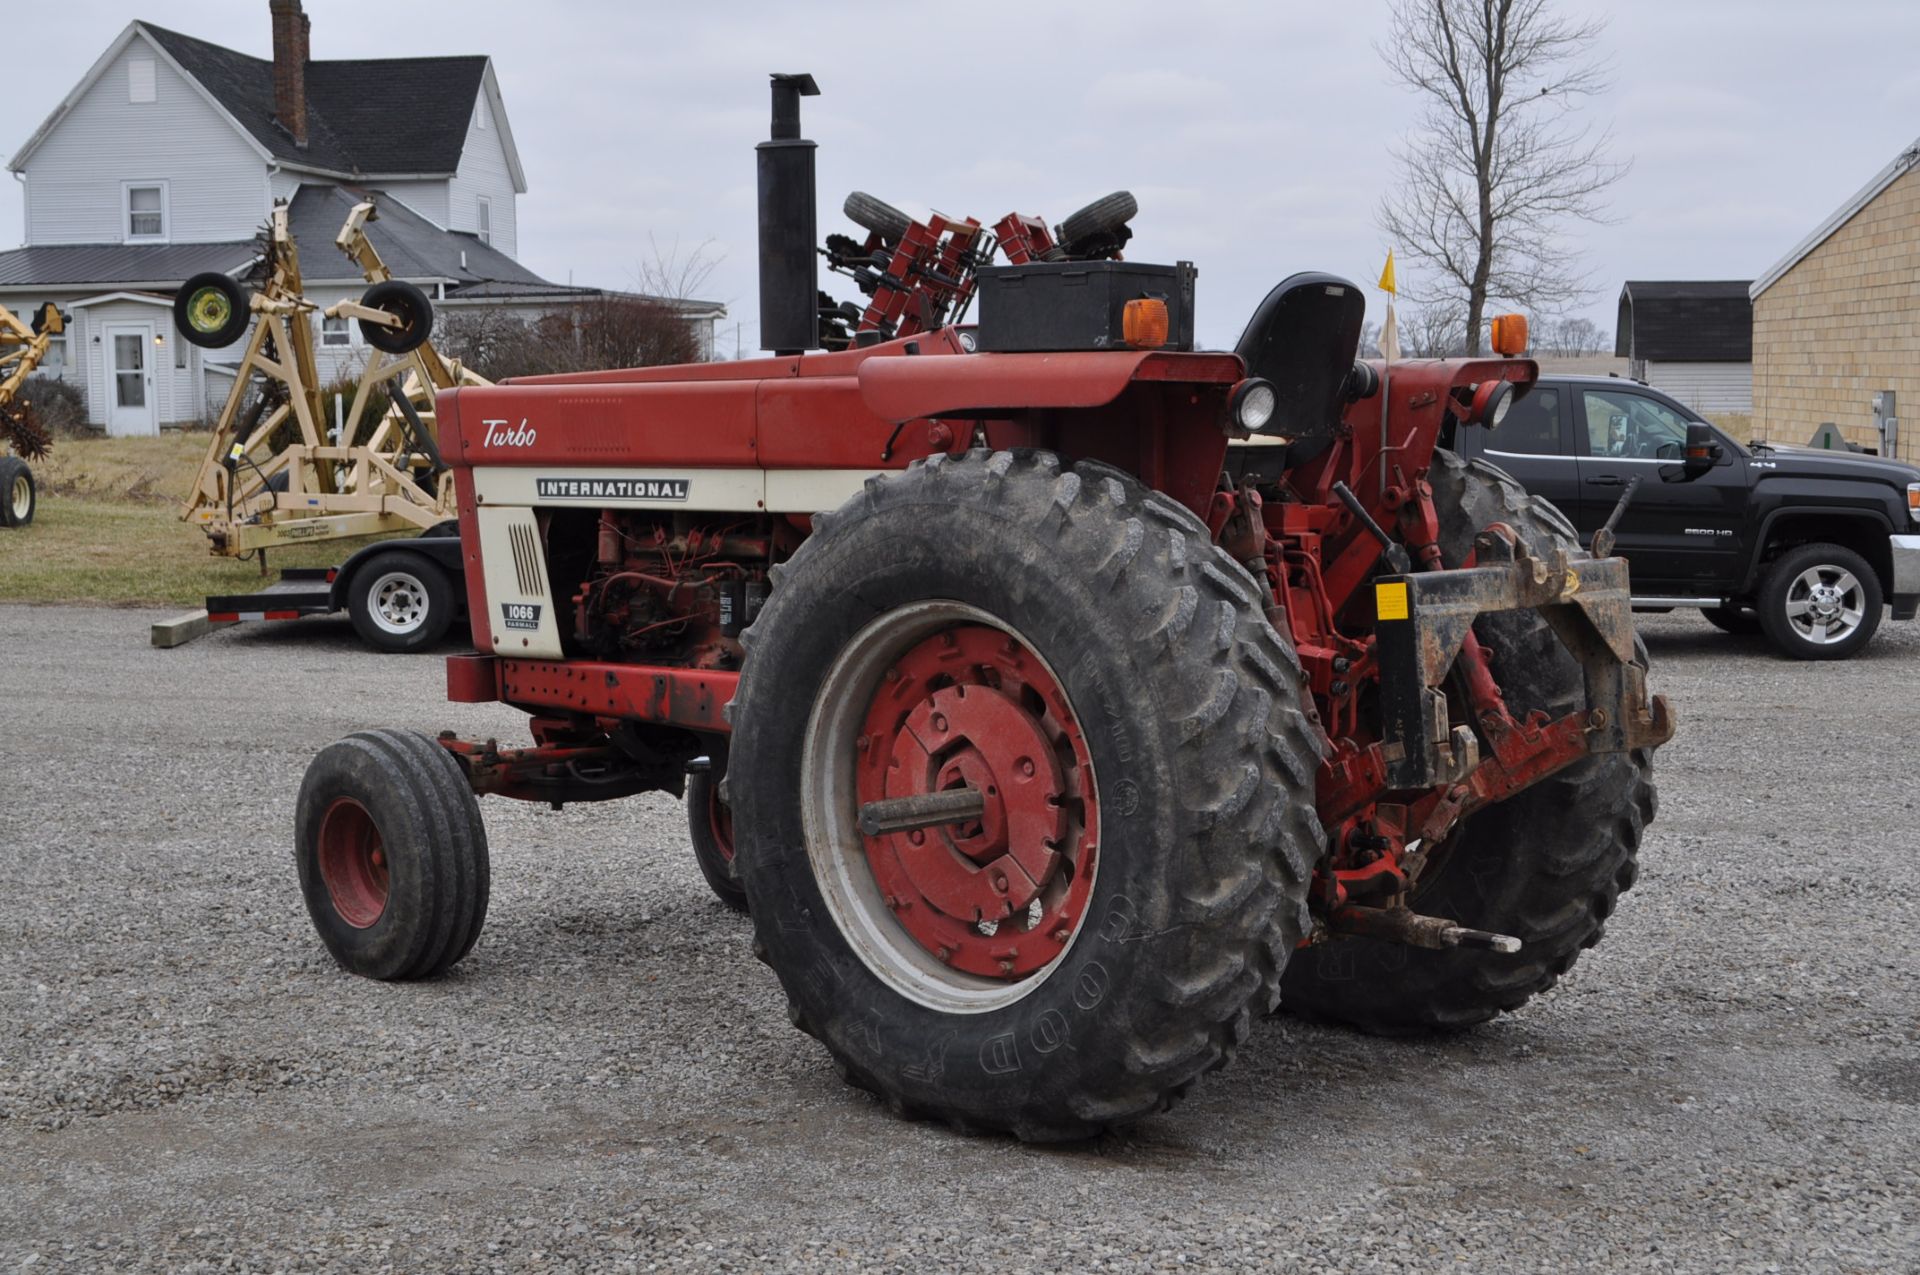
xmin=1581 ymin=389 xmax=1689 ymax=460
xmin=1484 ymin=386 xmax=1564 ymax=456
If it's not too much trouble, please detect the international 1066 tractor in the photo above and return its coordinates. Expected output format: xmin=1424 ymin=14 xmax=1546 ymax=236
xmin=294 ymin=75 xmax=1673 ymax=1140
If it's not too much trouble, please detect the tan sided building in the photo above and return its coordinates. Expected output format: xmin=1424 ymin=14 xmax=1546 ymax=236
xmin=1750 ymin=140 xmax=1920 ymax=461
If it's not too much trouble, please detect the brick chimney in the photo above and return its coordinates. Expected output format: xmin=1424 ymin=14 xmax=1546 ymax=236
xmin=269 ymin=0 xmax=310 ymax=148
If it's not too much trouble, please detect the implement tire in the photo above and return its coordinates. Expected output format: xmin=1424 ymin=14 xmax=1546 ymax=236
xmin=295 ymin=729 xmax=490 ymax=980
xmin=1280 ymin=450 xmax=1658 ymax=1035
xmin=728 ymin=449 xmax=1323 ymax=1140
xmin=0 ymin=457 xmax=34 ymax=528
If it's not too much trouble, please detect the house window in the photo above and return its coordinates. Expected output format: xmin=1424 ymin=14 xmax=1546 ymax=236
xmin=128 ymin=59 xmax=157 ymax=104
xmin=321 ymin=314 xmax=352 ymax=347
xmin=477 ymin=196 xmax=492 ymax=246
xmin=124 ymin=183 xmax=167 ymax=241
xmin=475 ymin=93 xmax=490 ymax=131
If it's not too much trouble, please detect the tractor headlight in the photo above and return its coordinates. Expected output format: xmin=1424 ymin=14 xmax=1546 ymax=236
xmin=1469 ymin=379 xmax=1519 ymax=429
xmin=1231 ymin=378 xmax=1279 ymax=434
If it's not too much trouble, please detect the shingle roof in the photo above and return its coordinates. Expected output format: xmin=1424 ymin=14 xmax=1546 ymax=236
xmin=286 ymin=185 xmax=551 ymax=286
xmin=1614 ymin=281 xmax=1753 ymax=363
xmin=0 ymin=240 xmax=253 ymax=288
xmin=140 ymin=22 xmax=487 ymax=177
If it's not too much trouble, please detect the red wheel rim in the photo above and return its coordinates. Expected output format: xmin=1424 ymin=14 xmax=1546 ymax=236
xmin=317 ymin=796 xmax=390 ymax=929
xmin=708 ymin=782 xmax=736 ymax=865
xmin=854 ymin=623 xmax=1098 ymax=981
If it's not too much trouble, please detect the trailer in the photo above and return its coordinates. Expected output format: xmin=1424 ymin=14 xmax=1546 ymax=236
xmin=198 ymin=532 xmax=466 ymax=650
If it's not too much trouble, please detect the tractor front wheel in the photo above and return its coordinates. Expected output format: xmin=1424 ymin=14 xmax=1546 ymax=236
xmin=728 ymin=450 xmax=1323 ymax=1140
xmin=686 ymin=768 xmax=748 ymax=913
xmin=295 ymin=729 xmax=490 ymax=979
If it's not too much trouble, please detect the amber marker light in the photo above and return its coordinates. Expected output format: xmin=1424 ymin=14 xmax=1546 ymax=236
xmin=1490 ymin=313 xmax=1529 ymax=356
xmin=1122 ymin=298 xmax=1169 ymax=349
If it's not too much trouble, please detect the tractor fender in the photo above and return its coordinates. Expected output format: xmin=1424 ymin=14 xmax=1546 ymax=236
xmin=855 ymin=349 xmax=1244 ymax=422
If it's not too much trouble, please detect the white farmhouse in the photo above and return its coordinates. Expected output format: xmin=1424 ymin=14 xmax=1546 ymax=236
xmin=1 ymin=1 xmax=723 ymax=434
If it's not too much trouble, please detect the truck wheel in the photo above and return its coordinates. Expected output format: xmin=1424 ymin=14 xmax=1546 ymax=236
xmin=1757 ymin=542 xmax=1883 ymax=660
xmin=1281 ymin=450 xmax=1658 ymax=1034
xmin=728 ymin=450 xmax=1322 ymax=1140
xmin=1703 ymin=605 xmax=1759 ymax=635
xmin=0 ymin=457 xmax=34 ymax=528
xmin=346 ymin=549 xmax=455 ymax=653
xmin=295 ymin=729 xmax=490 ymax=980
xmin=687 ymin=768 xmax=749 ymax=913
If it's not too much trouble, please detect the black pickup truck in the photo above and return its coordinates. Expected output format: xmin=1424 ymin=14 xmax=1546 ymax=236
xmin=1449 ymin=374 xmax=1920 ymax=659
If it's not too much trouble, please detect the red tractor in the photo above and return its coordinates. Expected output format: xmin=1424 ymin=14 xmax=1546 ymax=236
xmin=294 ymin=75 xmax=1672 ymax=1140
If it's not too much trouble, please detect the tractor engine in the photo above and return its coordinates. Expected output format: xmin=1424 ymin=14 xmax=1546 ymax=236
xmin=563 ymin=510 xmax=777 ymax=668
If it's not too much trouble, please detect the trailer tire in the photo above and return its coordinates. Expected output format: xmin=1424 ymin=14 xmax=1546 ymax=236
xmin=1279 ymin=450 xmax=1658 ymax=1035
xmin=295 ymin=729 xmax=490 ymax=980
xmin=174 ymin=273 xmax=250 ymax=348
xmin=358 ymin=280 xmax=434 ymax=354
xmin=843 ymin=191 xmax=912 ymax=243
xmin=1756 ymin=542 xmax=1882 ymax=660
xmin=0 ymin=457 xmax=34 ymax=527
xmin=729 ymin=449 xmax=1323 ymax=1140
xmin=346 ymin=549 xmax=455 ymax=653
xmin=687 ymin=769 xmax=749 ymax=913
xmin=1057 ymin=190 xmax=1138 ymax=245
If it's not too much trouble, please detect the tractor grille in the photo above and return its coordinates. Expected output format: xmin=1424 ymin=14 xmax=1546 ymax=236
xmin=508 ymin=521 xmax=546 ymax=597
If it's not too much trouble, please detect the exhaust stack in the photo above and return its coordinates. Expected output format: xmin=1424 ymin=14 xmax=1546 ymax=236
xmin=756 ymin=72 xmax=820 ymax=356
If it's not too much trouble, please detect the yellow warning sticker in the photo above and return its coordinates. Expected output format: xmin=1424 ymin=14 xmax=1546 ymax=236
xmin=1375 ymin=581 xmax=1410 ymax=621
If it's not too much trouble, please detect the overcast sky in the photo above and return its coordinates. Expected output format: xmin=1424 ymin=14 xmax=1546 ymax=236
xmin=6 ymin=0 xmax=1919 ymax=354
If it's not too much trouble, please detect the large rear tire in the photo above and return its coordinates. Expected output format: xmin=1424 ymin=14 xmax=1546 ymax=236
xmin=1280 ymin=451 xmax=1658 ymax=1034
xmin=295 ymin=729 xmax=490 ymax=980
xmin=729 ymin=449 xmax=1323 ymax=1140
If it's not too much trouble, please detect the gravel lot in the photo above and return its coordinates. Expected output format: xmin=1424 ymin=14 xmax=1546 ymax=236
xmin=2 ymin=603 xmax=1916 ymax=1273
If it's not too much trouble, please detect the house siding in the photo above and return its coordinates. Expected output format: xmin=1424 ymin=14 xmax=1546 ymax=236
xmin=446 ymin=77 xmax=518 ymax=259
xmin=1643 ymin=361 xmax=1753 ymax=416
xmin=23 ymin=33 xmax=268 ymax=246
xmin=1752 ymin=162 xmax=1920 ymax=460
xmin=379 ymin=181 xmax=451 ymax=227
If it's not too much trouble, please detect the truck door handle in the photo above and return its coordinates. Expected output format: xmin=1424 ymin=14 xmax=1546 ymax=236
xmin=1585 ymin=475 xmax=1626 ymax=486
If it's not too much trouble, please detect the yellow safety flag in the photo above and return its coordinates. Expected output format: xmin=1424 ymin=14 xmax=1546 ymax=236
xmin=1377 ymin=250 xmax=1397 ymax=296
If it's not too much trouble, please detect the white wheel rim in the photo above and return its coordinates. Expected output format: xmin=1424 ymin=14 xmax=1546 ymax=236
xmin=9 ymin=475 xmax=28 ymax=520
xmin=367 ymin=570 xmax=429 ymax=636
xmin=1783 ymin=565 xmax=1865 ymax=644
xmin=799 ymin=600 xmax=1098 ymax=1015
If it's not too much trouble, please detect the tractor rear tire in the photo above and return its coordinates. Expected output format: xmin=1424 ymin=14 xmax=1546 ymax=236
xmin=295 ymin=729 xmax=490 ymax=980
xmin=0 ymin=457 xmax=34 ymax=528
xmin=728 ymin=449 xmax=1323 ymax=1140
xmin=1057 ymin=191 xmax=1139 ymax=245
xmin=1279 ymin=450 xmax=1658 ymax=1035
xmin=687 ymin=768 xmax=749 ymax=913
xmin=843 ymin=191 xmax=912 ymax=243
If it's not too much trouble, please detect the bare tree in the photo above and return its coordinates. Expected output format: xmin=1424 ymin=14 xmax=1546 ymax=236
xmin=1405 ymin=302 xmax=1468 ymax=358
xmin=1536 ymin=314 xmax=1608 ymax=355
xmin=633 ymin=234 xmax=723 ymax=304
xmin=1377 ymin=0 xmax=1627 ymax=353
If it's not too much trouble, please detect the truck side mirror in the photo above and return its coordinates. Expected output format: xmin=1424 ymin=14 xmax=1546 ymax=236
xmin=1681 ymin=422 xmax=1722 ymax=477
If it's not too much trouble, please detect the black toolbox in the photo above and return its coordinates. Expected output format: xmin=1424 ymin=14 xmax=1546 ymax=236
xmin=974 ymin=260 xmax=1197 ymax=352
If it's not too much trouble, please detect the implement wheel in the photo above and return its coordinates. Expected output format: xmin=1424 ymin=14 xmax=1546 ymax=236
xmin=295 ymin=729 xmax=490 ymax=980
xmin=174 ymin=272 xmax=250 ymax=348
xmin=1280 ymin=451 xmax=1658 ymax=1034
xmin=358 ymin=280 xmax=435 ymax=354
xmin=0 ymin=457 xmax=34 ymax=528
xmin=728 ymin=450 xmax=1322 ymax=1140
xmin=687 ymin=768 xmax=748 ymax=913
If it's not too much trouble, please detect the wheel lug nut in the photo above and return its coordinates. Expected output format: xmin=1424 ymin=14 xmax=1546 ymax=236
xmin=992 ymin=873 xmax=1008 ymax=893
xmin=1052 ymin=926 xmax=1071 ymax=942
xmin=931 ymin=713 xmax=948 ymax=733
xmin=997 ymin=959 xmax=1014 ymax=976
xmin=1017 ymin=757 xmax=1035 ymax=777
xmin=908 ymin=830 xmax=924 ymax=845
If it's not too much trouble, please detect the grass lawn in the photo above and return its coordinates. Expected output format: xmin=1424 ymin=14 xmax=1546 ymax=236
xmin=0 ymin=433 xmax=365 ymax=607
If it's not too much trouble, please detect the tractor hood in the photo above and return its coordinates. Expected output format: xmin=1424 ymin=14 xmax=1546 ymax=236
xmin=856 ymin=348 xmax=1244 ymax=422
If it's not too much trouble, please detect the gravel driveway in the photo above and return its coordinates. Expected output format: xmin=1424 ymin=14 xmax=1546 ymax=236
xmin=2 ymin=604 xmax=1915 ymax=1273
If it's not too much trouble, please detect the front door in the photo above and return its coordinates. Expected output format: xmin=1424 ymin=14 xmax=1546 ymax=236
xmin=104 ymin=323 xmax=157 ymax=436
xmin=1571 ymin=384 xmax=1746 ymax=593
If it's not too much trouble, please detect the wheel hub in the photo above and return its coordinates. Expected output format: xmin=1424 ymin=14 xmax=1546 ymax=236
xmin=316 ymin=796 xmax=390 ymax=929
xmin=370 ymin=571 xmax=427 ymax=634
xmin=855 ymin=624 xmax=1096 ymax=980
